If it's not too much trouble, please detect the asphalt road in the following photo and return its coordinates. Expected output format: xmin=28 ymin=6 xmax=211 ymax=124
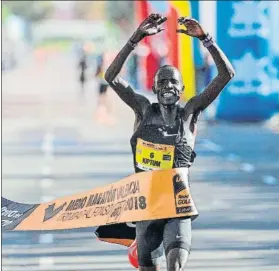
xmin=2 ymin=53 xmax=279 ymax=271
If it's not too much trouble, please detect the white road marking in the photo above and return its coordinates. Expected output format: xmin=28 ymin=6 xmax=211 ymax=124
xmin=40 ymin=131 xmax=55 ymax=269
xmin=240 ymin=163 xmax=255 ymax=173
xmin=40 ymin=178 xmax=54 ymax=189
xmin=39 ymin=257 xmax=54 ymax=270
xmin=262 ymin=175 xmax=278 ymax=185
xmin=41 ymin=166 xmax=52 ymax=176
xmin=201 ymin=139 xmax=222 ymax=152
xmin=39 ymin=234 xmax=54 ymax=244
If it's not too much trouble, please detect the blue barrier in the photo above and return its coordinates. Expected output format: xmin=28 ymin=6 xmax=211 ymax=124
xmin=215 ymin=1 xmax=279 ymax=121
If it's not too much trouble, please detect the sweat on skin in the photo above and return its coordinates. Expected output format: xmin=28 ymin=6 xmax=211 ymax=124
xmin=104 ymin=13 xmax=235 ymax=271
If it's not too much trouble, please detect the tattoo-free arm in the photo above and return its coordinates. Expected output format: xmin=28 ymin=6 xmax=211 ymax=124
xmin=184 ymin=41 xmax=235 ymax=119
xmin=104 ymin=42 xmax=150 ymax=116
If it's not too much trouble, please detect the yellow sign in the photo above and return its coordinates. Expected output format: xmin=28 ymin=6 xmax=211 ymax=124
xmin=136 ymin=138 xmax=175 ymax=170
xmin=2 ymin=168 xmax=198 ymax=232
xmin=170 ymin=0 xmax=196 ymax=101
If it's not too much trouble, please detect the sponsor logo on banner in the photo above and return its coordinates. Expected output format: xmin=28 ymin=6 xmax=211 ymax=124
xmin=43 ymin=202 xmax=67 ymax=222
xmin=4 ymin=169 xmax=198 ymax=232
xmin=2 ymin=207 xmax=23 ymax=219
xmin=1 ymin=207 xmax=24 ymax=227
xmin=172 ymin=174 xmax=192 ymax=214
xmin=1 ymin=204 xmax=39 ymax=229
xmin=229 ymin=1 xmax=270 ymax=38
xmin=228 ymin=52 xmax=270 ymax=95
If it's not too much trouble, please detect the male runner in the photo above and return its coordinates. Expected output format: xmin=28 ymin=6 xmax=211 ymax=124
xmin=105 ymin=14 xmax=235 ymax=271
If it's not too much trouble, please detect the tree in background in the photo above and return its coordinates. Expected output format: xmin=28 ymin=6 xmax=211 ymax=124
xmin=2 ymin=1 xmax=54 ymax=22
xmin=74 ymin=0 xmax=134 ymax=33
xmin=106 ymin=0 xmax=135 ymax=35
xmin=73 ymin=1 xmax=135 ymax=47
xmin=2 ymin=4 xmax=12 ymax=22
xmin=74 ymin=1 xmax=106 ymax=21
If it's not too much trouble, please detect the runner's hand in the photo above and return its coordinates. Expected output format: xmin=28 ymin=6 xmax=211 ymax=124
xmin=177 ymin=17 xmax=206 ymax=39
xmin=130 ymin=13 xmax=167 ymax=43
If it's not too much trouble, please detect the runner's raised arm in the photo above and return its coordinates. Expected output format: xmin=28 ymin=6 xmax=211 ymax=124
xmin=105 ymin=14 xmax=167 ymax=116
xmin=176 ymin=18 xmax=235 ymax=120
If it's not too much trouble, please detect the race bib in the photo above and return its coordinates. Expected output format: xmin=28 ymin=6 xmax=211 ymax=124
xmin=136 ymin=138 xmax=174 ymax=171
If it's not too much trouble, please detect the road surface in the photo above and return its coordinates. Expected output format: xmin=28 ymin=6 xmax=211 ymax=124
xmin=2 ymin=53 xmax=279 ymax=271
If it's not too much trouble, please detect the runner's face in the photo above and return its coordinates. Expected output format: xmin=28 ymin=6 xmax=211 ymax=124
xmin=154 ymin=67 xmax=184 ymax=105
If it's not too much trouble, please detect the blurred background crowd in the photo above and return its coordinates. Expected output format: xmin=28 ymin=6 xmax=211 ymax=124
xmin=2 ymin=0 xmax=279 ymax=123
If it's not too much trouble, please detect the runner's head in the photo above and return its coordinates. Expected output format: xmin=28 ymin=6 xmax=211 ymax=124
xmin=152 ymin=65 xmax=184 ymax=106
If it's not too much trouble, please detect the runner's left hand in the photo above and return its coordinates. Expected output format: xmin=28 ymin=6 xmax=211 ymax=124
xmin=176 ymin=17 xmax=206 ymax=39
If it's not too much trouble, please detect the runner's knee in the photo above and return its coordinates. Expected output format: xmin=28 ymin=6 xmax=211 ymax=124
xmin=136 ymin=220 xmax=164 ymax=267
xmin=138 ymin=254 xmax=162 ymax=267
xmin=137 ymin=241 xmax=163 ymax=267
xmin=163 ymin=217 xmax=192 ymax=257
xmin=166 ymin=248 xmax=189 ymax=271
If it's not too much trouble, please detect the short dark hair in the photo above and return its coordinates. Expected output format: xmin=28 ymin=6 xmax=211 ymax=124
xmin=154 ymin=65 xmax=181 ymax=81
xmin=154 ymin=65 xmax=176 ymax=78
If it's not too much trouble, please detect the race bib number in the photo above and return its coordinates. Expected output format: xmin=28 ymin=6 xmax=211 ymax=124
xmin=136 ymin=138 xmax=174 ymax=171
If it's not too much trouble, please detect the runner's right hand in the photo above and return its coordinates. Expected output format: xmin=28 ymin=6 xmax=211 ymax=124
xmin=130 ymin=14 xmax=167 ymax=43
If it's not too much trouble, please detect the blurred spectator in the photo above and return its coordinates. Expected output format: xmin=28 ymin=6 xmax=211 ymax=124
xmin=127 ymin=52 xmax=139 ymax=89
xmin=78 ymin=51 xmax=88 ymax=93
xmin=94 ymin=53 xmax=114 ymax=125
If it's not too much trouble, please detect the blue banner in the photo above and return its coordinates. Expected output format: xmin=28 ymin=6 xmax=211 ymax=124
xmin=269 ymin=2 xmax=279 ymax=107
xmin=216 ymin=1 xmax=279 ymax=121
xmin=190 ymin=1 xmax=203 ymax=67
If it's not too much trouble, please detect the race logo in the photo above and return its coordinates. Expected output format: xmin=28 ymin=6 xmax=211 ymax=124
xmin=1 ymin=207 xmax=23 ymax=227
xmin=228 ymin=52 xmax=270 ymax=95
xmin=1 ymin=202 xmax=39 ymax=230
xmin=229 ymin=1 xmax=270 ymax=38
xmin=172 ymin=173 xmax=192 ymax=214
xmin=43 ymin=202 xmax=67 ymax=222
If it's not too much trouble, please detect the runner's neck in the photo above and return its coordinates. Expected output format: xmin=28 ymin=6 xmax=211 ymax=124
xmin=158 ymin=103 xmax=178 ymax=127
